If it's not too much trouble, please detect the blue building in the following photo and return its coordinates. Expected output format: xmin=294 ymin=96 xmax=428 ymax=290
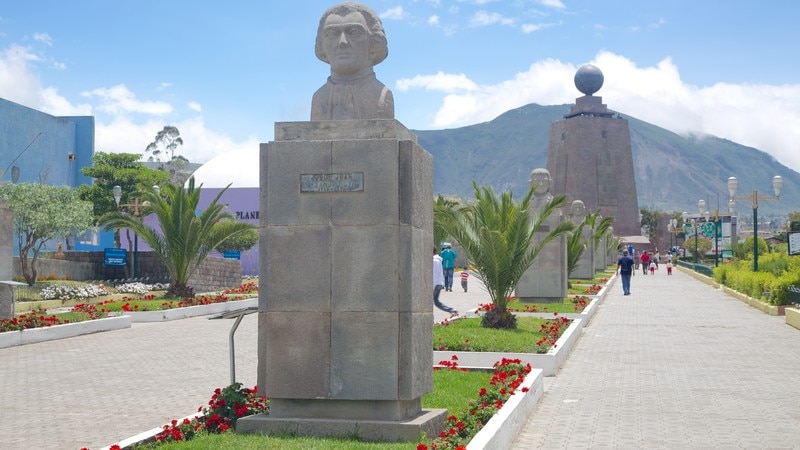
xmin=1 ymin=98 xmax=99 ymax=251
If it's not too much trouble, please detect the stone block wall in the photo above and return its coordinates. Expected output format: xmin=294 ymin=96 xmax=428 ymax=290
xmin=12 ymin=252 xmax=241 ymax=293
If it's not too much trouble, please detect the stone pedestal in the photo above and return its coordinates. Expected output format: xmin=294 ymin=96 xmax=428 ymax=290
xmin=594 ymin=234 xmax=607 ymax=270
xmin=517 ymin=209 xmax=567 ymax=304
xmin=0 ymin=200 xmax=13 ymax=319
xmin=239 ymin=119 xmax=445 ymax=441
xmin=573 ymin=230 xmax=595 ymax=280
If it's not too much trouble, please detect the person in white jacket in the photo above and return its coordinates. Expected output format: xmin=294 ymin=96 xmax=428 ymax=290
xmin=433 ymin=248 xmax=457 ymax=314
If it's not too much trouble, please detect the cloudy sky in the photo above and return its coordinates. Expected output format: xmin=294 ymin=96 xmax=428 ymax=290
xmin=2 ymin=0 xmax=799 ymax=174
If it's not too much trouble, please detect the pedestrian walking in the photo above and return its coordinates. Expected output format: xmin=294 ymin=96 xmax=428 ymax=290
xmin=617 ymin=250 xmax=635 ymax=295
xmin=433 ymin=248 xmax=457 ymax=314
xmin=440 ymin=243 xmax=457 ymax=291
xmin=460 ymin=268 xmax=469 ymax=292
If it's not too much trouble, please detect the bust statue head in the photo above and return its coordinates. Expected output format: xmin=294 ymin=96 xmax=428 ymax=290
xmin=528 ymin=168 xmax=552 ymax=197
xmin=315 ymin=2 xmax=388 ymax=77
xmin=569 ymin=200 xmax=586 ymax=220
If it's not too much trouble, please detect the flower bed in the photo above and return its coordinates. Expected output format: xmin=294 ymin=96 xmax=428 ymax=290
xmin=511 ymin=297 xmax=600 ymax=327
xmin=0 ymin=283 xmax=259 ymax=347
xmin=119 ymin=298 xmax=258 ymax=322
xmin=0 ymin=316 xmax=131 ymax=349
xmin=101 ymin=359 xmax=544 ymax=450
xmin=433 ymin=318 xmax=583 ymax=376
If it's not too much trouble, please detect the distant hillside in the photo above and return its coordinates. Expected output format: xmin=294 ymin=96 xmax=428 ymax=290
xmin=413 ymin=103 xmax=799 ymax=217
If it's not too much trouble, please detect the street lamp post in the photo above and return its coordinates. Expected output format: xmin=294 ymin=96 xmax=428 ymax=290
xmin=667 ymin=218 xmax=678 ymax=253
xmin=112 ymin=185 xmax=160 ymax=279
xmin=727 ymin=175 xmax=782 ymax=272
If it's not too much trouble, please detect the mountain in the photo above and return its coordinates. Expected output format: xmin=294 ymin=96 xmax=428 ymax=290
xmin=413 ymin=103 xmax=798 ymax=218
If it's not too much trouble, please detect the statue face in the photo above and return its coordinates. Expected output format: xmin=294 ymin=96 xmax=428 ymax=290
xmin=530 ymin=169 xmax=551 ymax=194
xmin=321 ymin=12 xmax=372 ymax=76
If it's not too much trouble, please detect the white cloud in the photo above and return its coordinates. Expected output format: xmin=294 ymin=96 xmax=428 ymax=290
xmin=81 ymin=84 xmax=173 ymax=116
xmin=380 ymin=6 xmax=405 ymax=20
xmin=402 ymin=50 xmax=800 ymax=172
xmin=32 ymin=32 xmax=53 ymax=46
xmin=521 ymin=21 xmax=562 ymax=33
xmin=428 ymin=15 xmax=440 ymax=26
xmin=537 ymin=0 xmax=565 ymax=9
xmin=187 ymin=101 xmax=202 ymax=112
xmin=396 ymin=71 xmax=479 ymax=93
xmin=470 ymin=10 xmax=514 ymax=27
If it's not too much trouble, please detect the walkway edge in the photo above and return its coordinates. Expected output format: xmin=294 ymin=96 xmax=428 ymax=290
xmin=467 ymin=368 xmax=544 ymax=450
xmin=0 ymin=316 xmax=131 ymax=349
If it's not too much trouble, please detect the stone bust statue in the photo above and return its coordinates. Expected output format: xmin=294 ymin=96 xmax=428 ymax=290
xmin=311 ymin=2 xmax=395 ymax=121
xmin=569 ymin=200 xmax=587 ymax=222
xmin=529 ymin=168 xmax=554 ymax=209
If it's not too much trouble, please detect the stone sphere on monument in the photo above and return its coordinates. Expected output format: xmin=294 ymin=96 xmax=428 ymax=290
xmin=574 ymin=64 xmax=604 ymax=96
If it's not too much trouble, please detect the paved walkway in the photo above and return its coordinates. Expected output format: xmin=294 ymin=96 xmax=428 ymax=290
xmin=512 ymin=266 xmax=800 ymax=449
xmin=1 ymin=268 xmax=798 ymax=449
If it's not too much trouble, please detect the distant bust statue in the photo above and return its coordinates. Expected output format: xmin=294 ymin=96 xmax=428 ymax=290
xmin=311 ymin=2 xmax=394 ymax=120
xmin=569 ymin=200 xmax=587 ymax=222
xmin=529 ymin=168 xmax=553 ymax=209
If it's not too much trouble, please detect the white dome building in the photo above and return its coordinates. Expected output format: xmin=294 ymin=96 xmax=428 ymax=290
xmin=188 ymin=147 xmax=261 ymax=275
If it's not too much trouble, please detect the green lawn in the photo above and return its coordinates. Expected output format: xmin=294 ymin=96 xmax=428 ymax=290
xmin=433 ymin=316 xmax=565 ymax=353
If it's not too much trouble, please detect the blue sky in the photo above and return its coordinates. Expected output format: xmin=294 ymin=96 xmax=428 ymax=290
xmin=2 ymin=0 xmax=800 ymax=175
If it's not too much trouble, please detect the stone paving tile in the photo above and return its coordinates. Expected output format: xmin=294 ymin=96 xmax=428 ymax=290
xmin=0 ymin=315 xmax=259 ymax=450
xmin=512 ymin=267 xmax=800 ymax=449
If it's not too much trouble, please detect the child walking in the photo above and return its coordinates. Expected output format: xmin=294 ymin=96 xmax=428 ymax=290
xmin=460 ymin=268 xmax=469 ymax=292
xmin=667 ymin=262 xmax=673 ymax=275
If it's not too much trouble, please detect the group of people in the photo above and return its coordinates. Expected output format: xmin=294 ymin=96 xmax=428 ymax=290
xmin=617 ymin=248 xmax=675 ymax=295
xmin=433 ymin=242 xmax=468 ymax=315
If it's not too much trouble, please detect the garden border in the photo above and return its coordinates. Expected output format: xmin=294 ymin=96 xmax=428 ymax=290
xmin=433 ymin=318 xmax=583 ymax=376
xmin=0 ymin=316 xmax=131 ymax=349
xmin=115 ymin=298 xmax=258 ymax=322
xmin=512 ymin=297 xmax=600 ymax=327
xmin=467 ymin=367 xmax=543 ymax=450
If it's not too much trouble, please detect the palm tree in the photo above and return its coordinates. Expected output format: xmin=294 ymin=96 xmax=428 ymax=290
xmin=433 ymin=194 xmax=461 ymax=249
xmin=438 ymin=182 xmax=573 ymax=329
xmin=100 ymin=177 xmax=256 ymax=298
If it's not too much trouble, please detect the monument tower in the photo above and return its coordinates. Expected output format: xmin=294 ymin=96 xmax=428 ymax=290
xmin=546 ymin=65 xmax=640 ymax=237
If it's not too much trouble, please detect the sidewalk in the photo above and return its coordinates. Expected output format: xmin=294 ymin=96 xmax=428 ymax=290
xmin=512 ymin=266 xmax=800 ymax=449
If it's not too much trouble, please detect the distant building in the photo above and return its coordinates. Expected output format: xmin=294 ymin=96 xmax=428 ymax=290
xmin=546 ymin=65 xmax=640 ymax=237
xmin=187 ymin=147 xmax=260 ymax=275
xmin=0 ymin=98 xmax=102 ymax=252
xmin=0 ymin=98 xmax=94 ymax=187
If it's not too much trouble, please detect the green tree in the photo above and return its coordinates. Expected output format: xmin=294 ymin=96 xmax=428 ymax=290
xmin=733 ymin=236 xmax=769 ymax=260
xmin=99 ymin=177 xmax=256 ymax=298
xmin=433 ymin=195 xmax=461 ymax=249
xmin=77 ymin=152 xmax=170 ymax=249
xmin=639 ymin=208 xmax=659 ymax=241
xmin=686 ymin=236 xmax=714 ymax=261
xmin=214 ymin=220 xmax=259 ymax=253
xmin=145 ymin=126 xmax=184 ymax=163
xmin=438 ymin=182 xmax=573 ymax=329
xmin=0 ymin=183 xmax=93 ymax=285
